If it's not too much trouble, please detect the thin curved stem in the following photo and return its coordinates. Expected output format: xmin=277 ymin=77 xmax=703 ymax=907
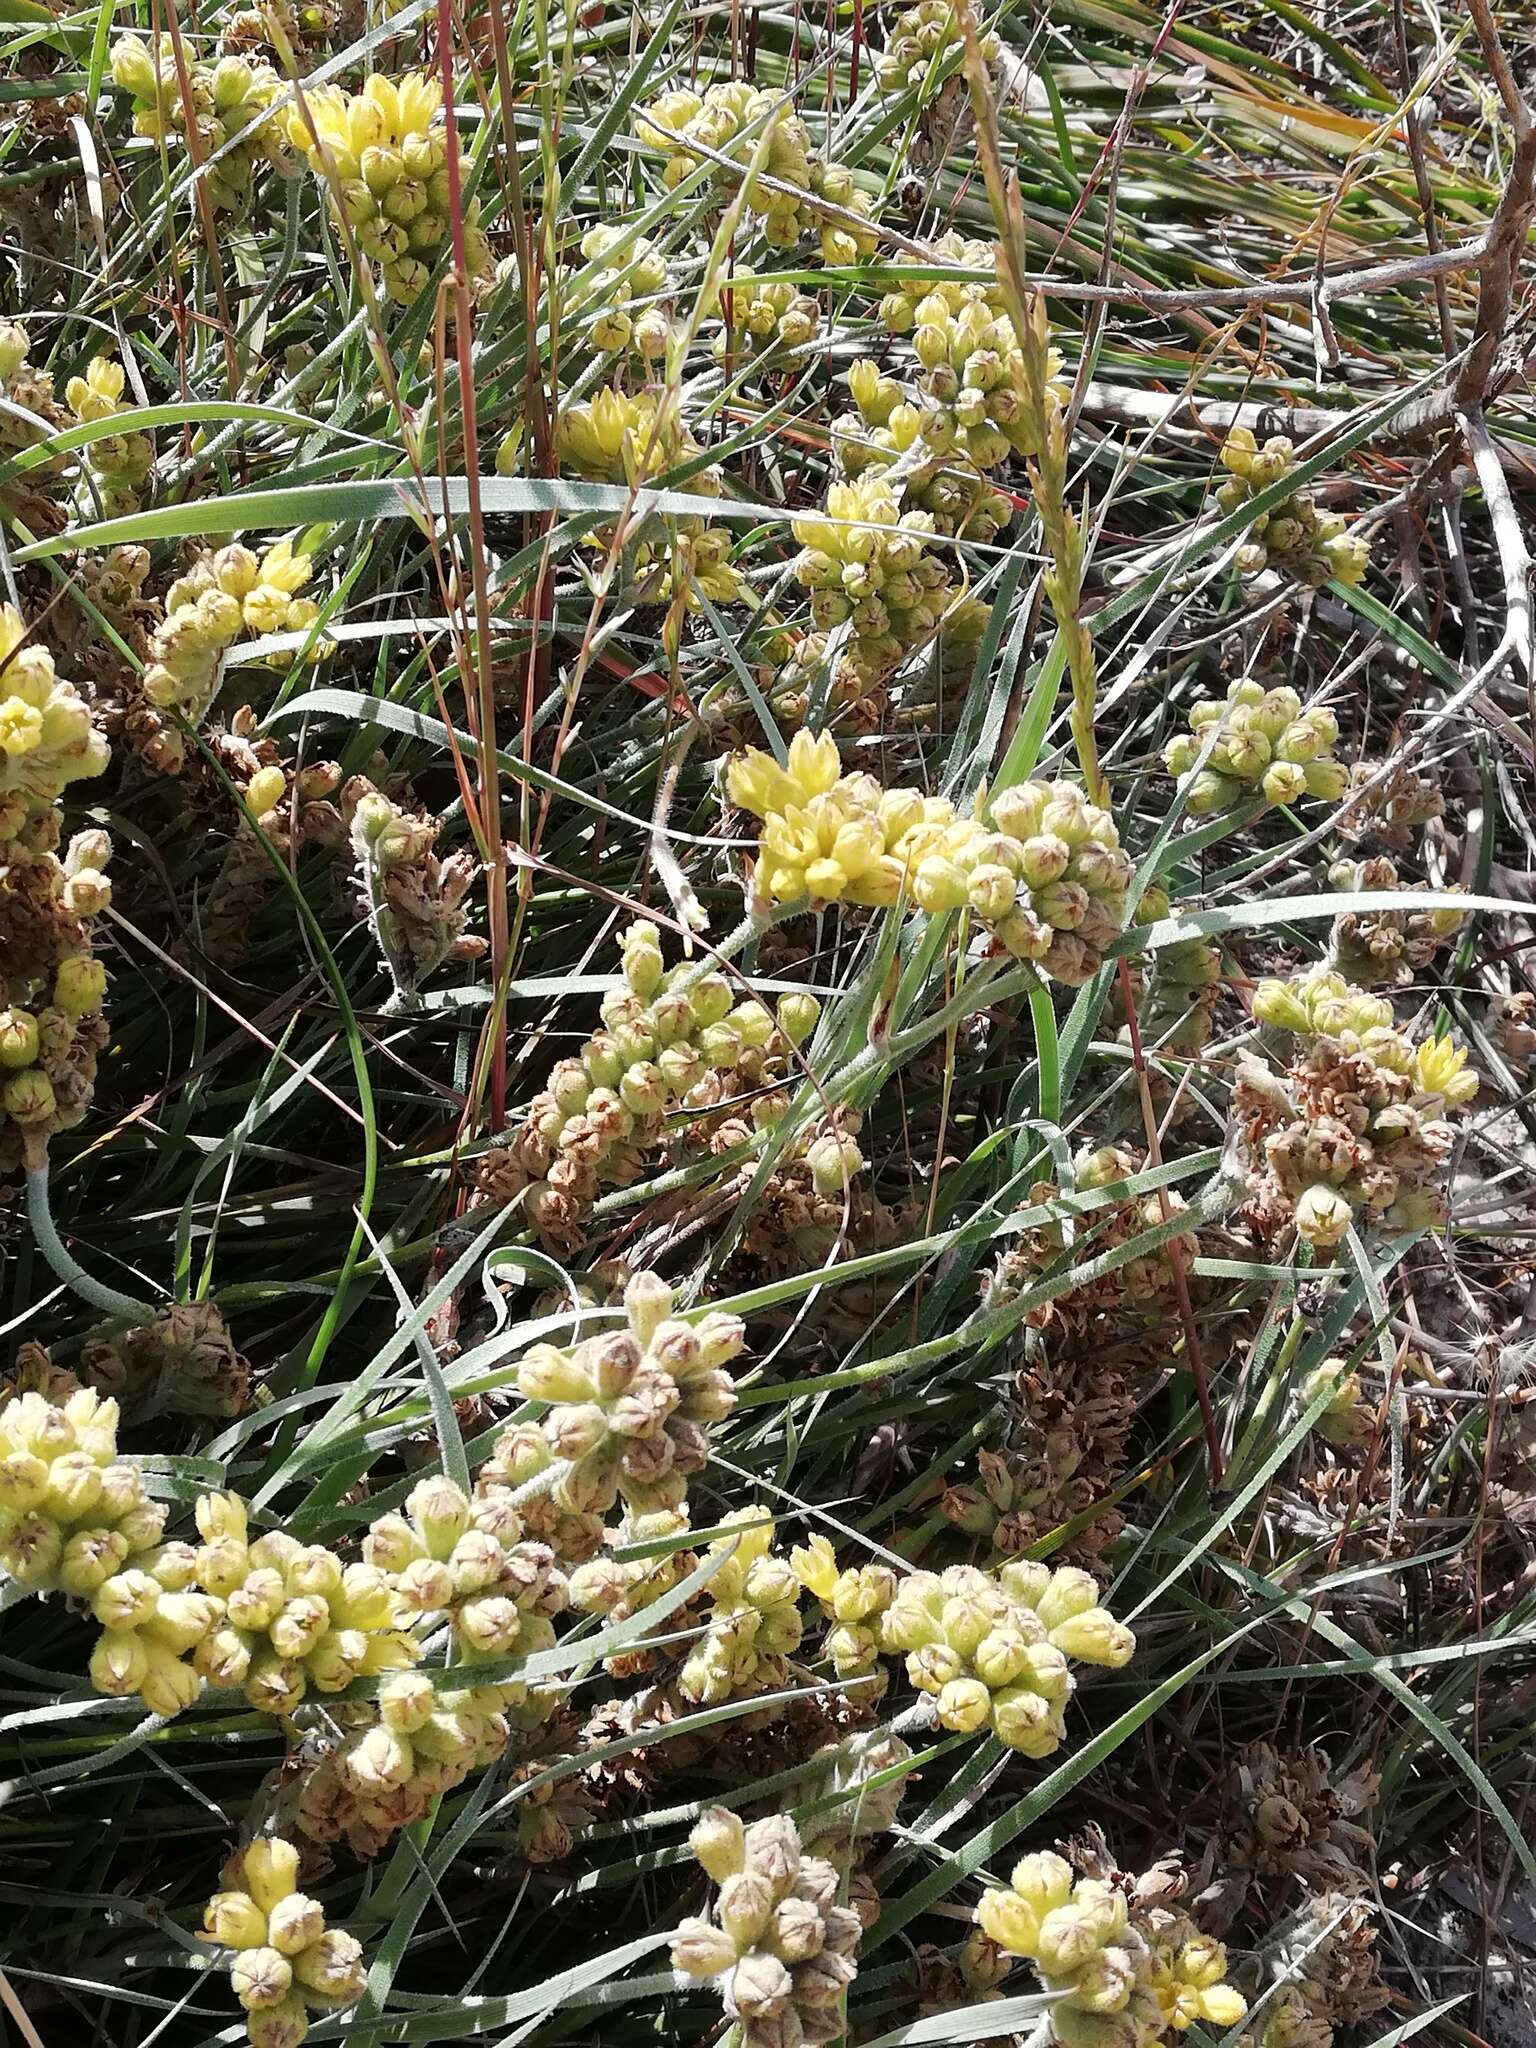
xmin=26 ymin=1164 xmax=157 ymax=1323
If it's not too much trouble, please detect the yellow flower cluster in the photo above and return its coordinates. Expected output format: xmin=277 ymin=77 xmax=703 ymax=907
xmin=554 ymin=383 xmax=707 ymax=489
xmin=0 ymin=322 xmax=65 ymax=477
xmin=142 ymin=541 xmax=317 ymax=768
xmin=185 ymin=1491 xmax=417 ymax=1714
xmin=0 ymin=826 xmax=113 ymax=1171
xmin=372 ymin=1666 xmax=524 ymax=1784
xmin=110 ymin=37 xmax=288 ymax=213
xmin=728 ymin=733 xmax=1131 ymax=984
xmin=514 ymin=1261 xmax=749 ymax=1523
xmin=65 ymin=357 xmax=152 ymax=516
xmin=678 ymin=1510 xmax=804 ymax=1704
xmin=1238 ymin=969 xmax=1477 ymax=1247
xmin=286 ymin=71 xmax=486 ymax=305
xmin=0 ymin=1388 xmax=162 ymax=1593
xmin=712 ymin=268 xmax=821 ymax=360
xmin=0 ymin=606 xmax=113 ymax=1169
xmin=877 ymin=0 xmax=999 ymax=86
xmin=1328 ymin=854 xmax=1465 ymax=989
xmin=569 ymin=227 xmax=675 ymax=360
xmin=479 ymin=1422 xmax=606 ymax=1563
xmin=516 ymin=1268 xmax=746 ymax=1518
xmin=881 ymin=1560 xmax=1134 ymax=1754
xmin=0 ymin=606 xmax=111 ymax=833
xmin=300 ymin=1670 xmax=535 ymax=1857
xmin=978 ymin=1853 xmax=1246 ymax=2048
xmin=1299 ymin=1357 xmax=1372 ymax=1449
xmin=1251 ymin=969 xmax=1479 ymax=1106
xmin=792 ymin=1533 xmax=897 ymax=1687
xmin=491 ymin=920 xmax=814 ymax=1243
xmin=568 ymin=1506 xmax=697 ymax=1628
xmin=363 ymin=1474 xmax=566 ymax=1663
xmin=1216 ymin=429 xmax=1370 ymax=587
xmin=1163 ymin=679 xmax=1349 ymax=815
xmin=840 ymin=239 xmax=1066 ymax=547
xmin=547 ymin=385 xmax=743 ymax=625
xmin=637 ymin=84 xmax=878 ymax=263
xmin=202 ymin=1837 xmax=365 ymax=2048
xmin=672 ymin=1809 xmax=864 ymax=2048
xmin=789 ymin=473 xmax=989 ymax=691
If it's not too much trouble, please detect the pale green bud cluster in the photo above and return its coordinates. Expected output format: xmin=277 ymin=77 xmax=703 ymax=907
xmin=789 ymin=472 xmax=988 ymax=694
xmin=880 ymin=1560 xmax=1134 ymax=1754
xmin=1163 ymin=678 xmax=1348 ymax=816
xmin=678 ymin=1510 xmax=804 ymax=1705
xmin=0 ymin=605 xmax=111 ymax=832
xmin=187 ymin=1490 xmax=420 ymax=1715
xmin=977 ymin=1853 xmax=1247 ymax=2048
xmin=876 ymin=0 xmax=999 ymax=86
xmin=877 ymin=232 xmax=1007 ymax=334
xmin=110 ymin=36 xmax=288 ymax=213
xmin=671 ymin=1808 xmax=863 ymax=2048
xmin=842 ymin=232 xmax=1065 ymax=545
xmin=500 ymin=919 xmax=812 ymax=1241
xmin=842 ymin=301 xmax=1052 ymax=486
xmin=516 ymin=1268 xmax=746 ymax=1519
xmin=791 ymin=1533 xmax=897 ymax=1685
xmin=1252 ymin=970 xmax=1479 ymax=1105
xmin=905 ymin=777 xmax=1133 ymax=987
xmin=142 ymin=542 xmax=317 ymax=768
xmin=837 ymin=354 xmax=1014 ymax=546
xmin=1237 ymin=969 xmax=1477 ymax=1246
xmin=64 ymin=356 xmax=152 ymax=516
xmin=286 ymin=73 xmax=486 ymax=306
xmin=357 ymin=1670 xmax=523 ymax=1796
xmin=1327 ymin=855 xmax=1465 ymax=989
xmin=636 ymin=86 xmax=878 ymax=263
xmin=364 ymin=1475 xmax=566 ymax=1671
xmin=0 ymin=1399 xmax=238 ymax=1723
xmin=201 ymin=1837 xmax=365 ymax=2048
xmin=569 ymin=227 xmax=675 ymax=360
xmin=1215 ymin=428 xmax=1370 ymax=587
xmin=712 ymin=268 xmax=821 ymax=359
xmin=1249 ymin=968 xmax=1394 ymax=1042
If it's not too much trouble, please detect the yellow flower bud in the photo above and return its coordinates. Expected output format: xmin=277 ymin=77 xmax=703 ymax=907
xmin=204 ymin=1891 xmax=270 ymax=1949
xmin=241 ymin=1838 xmax=301 ymax=1915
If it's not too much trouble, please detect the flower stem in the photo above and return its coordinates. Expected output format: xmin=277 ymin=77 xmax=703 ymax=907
xmin=26 ymin=1164 xmax=156 ymax=1323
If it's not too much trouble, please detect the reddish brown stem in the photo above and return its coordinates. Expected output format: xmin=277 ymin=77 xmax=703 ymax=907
xmin=437 ymin=0 xmax=509 ymax=1130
